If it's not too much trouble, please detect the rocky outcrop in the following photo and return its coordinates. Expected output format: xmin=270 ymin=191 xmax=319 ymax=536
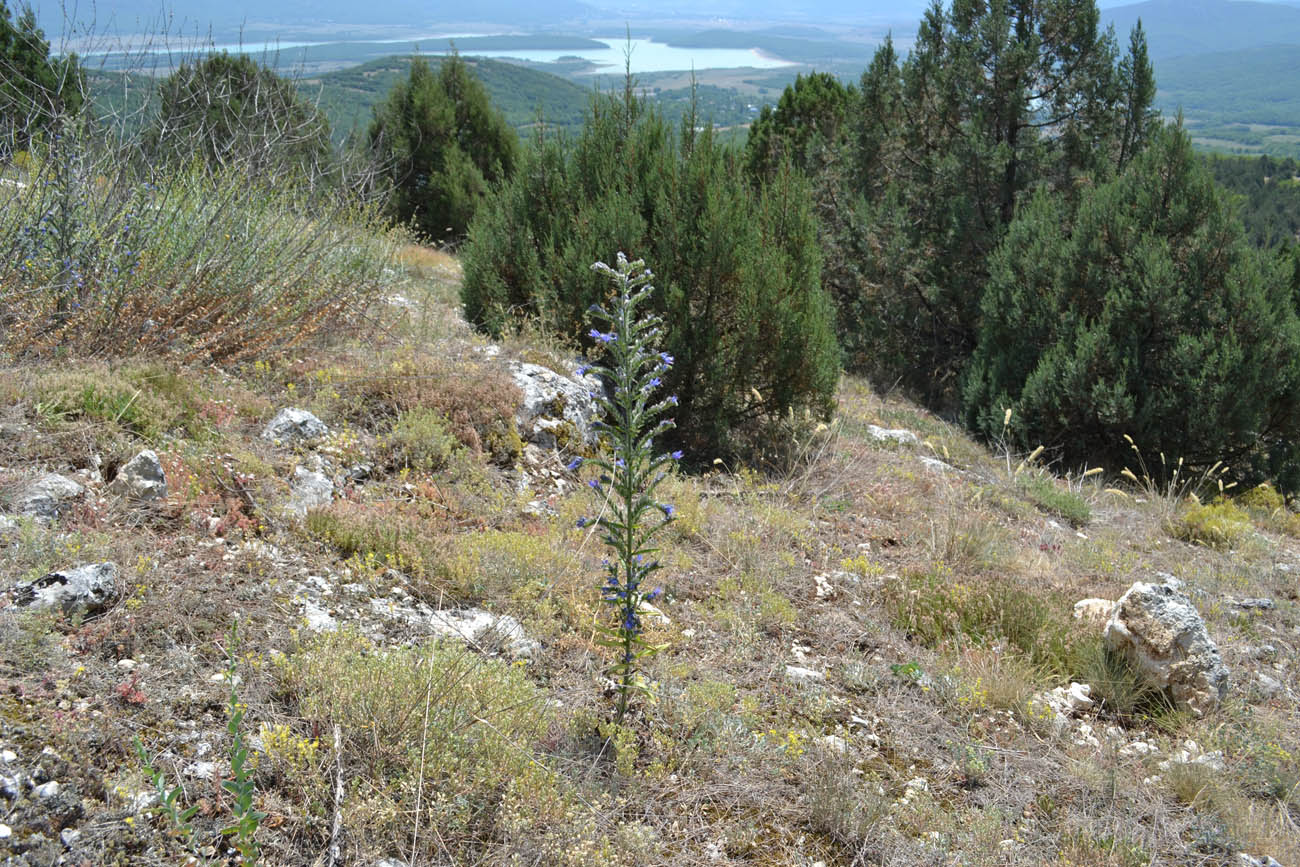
xmin=1104 ymin=577 xmax=1229 ymax=716
xmin=4 ymin=563 xmax=118 ymax=618
xmin=508 ymin=361 xmax=600 ymax=450
xmin=261 ymin=408 xmax=328 ymax=444
xmin=108 ymin=450 xmax=167 ymax=502
xmin=8 ymin=473 xmax=84 ymax=520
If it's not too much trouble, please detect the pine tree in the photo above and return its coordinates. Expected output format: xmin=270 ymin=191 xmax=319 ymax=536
xmin=462 ymin=87 xmax=840 ymax=460
xmin=965 ymin=123 xmax=1300 ymax=489
xmin=1116 ymin=20 xmax=1158 ymax=172
xmin=368 ymin=53 xmax=517 ymax=241
xmin=828 ymin=0 xmax=1156 ymax=404
xmin=743 ymin=72 xmax=853 ymax=184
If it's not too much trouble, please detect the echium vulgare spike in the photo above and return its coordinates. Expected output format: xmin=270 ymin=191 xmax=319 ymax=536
xmin=572 ymin=253 xmax=681 ymax=723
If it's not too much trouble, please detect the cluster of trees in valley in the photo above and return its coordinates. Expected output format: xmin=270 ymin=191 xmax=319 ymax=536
xmin=5 ymin=0 xmax=1300 ymax=490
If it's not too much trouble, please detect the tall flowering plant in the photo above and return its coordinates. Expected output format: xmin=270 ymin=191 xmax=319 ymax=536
xmin=574 ymin=254 xmax=681 ymax=722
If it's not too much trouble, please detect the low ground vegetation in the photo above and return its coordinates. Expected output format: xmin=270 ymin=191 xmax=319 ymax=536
xmin=1 ymin=253 xmax=1297 ymax=866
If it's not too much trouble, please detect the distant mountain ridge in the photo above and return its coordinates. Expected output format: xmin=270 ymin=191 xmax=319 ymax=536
xmin=1102 ymin=0 xmax=1300 ymax=58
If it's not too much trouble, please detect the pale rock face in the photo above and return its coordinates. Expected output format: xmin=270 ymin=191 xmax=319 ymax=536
xmin=509 ymin=361 xmax=600 ymax=450
xmin=867 ymin=425 xmax=918 ymax=445
xmin=1073 ymin=598 xmax=1116 ymax=625
xmin=261 ymin=408 xmax=329 ymax=443
xmin=1104 ymin=578 xmax=1229 ymax=716
xmin=109 ymin=450 xmax=168 ymax=502
xmin=286 ymin=466 xmax=334 ymax=518
xmin=784 ymin=664 xmax=825 ymax=684
xmin=5 ymin=562 xmax=118 ymax=617
xmin=9 ymin=473 xmax=84 ymax=519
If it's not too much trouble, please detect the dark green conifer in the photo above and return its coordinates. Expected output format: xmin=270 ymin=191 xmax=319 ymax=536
xmin=965 ymin=123 xmax=1300 ymax=488
xmin=368 ymin=53 xmax=517 ymax=241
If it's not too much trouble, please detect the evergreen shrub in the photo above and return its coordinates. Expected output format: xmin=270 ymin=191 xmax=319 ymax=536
xmin=461 ymin=89 xmax=840 ymax=461
xmin=965 ymin=124 xmax=1300 ymax=490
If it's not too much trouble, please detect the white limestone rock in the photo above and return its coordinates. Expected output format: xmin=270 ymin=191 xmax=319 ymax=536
xmin=1104 ymin=578 xmax=1228 ymax=716
xmin=9 ymin=473 xmax=84 ymax=519
xmin=4 ymin=562 xmax=118 ymax=617
xmin=109 ymin=450 xmax=168 ymax=502
xmin=509 ymin=361 xmax=600 ymax=449
xmin=262 ymin=408 xmax=328 ymax=443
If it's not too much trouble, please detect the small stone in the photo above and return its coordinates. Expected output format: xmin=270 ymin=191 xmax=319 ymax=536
xmin=183 ymin=761 xmax=217 ymax=780
xmin=785 ymin=665 xmax=825 ymax=684
xmin=1238 ymin=854 xmax=1284 ymax=867
xmin=9 ymin=473 xmax=84 ymax=519
xmin=819 ymin=734 xmax=848 ymax=754
xmin=1256 ymin=673 xmax=1283 ymax=700
xmin=34 ymin=780 xmax=60 ymax=799
xmin=0 ymin=749 xmax=15 ymax=763
xmin=0 ymin=823 xmax=10 ymax=839
xmin=261 ymin=408 xmax=328 ymax=443
xmin=509 ymin=361 xmax=600 ymax=449
xmin=108 ymin=450 xmax=168 ymax=502
xmin=5 ymin=562 xmax=118 ymax=617
xmin=117 ymin=658 xmax=137 ymax=671
xmin=919 ymin=456 xmax=952 ymax=473
xmin=1229 ymin=597 xmax=1275 ymax=611
xmin=1159 ymin=739 xmax=1225 ymax=772
xmin=638 ymin=600 xmax=671 ymax=626
xmin=60 ymin=827 xmax=81 ymax=847
xmin=127 ymin=790 xmax=158 ymax=812
xmin=867 ymin=425 xmax=918 ymax=445
xmin=812 ymin=572 xmax=835 ymax=599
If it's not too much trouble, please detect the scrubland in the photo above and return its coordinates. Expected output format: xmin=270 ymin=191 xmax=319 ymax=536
xmin=1 ymin=249 xmax=1296 ymax=867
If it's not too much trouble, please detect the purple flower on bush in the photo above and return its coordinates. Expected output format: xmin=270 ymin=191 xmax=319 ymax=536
xmin=661 ymin=504 xmax=675 ymax=518
xmin=671 ymin=450 xmax=684 ymax=460
xmin=566 ymin=457 xmax=583 ymax=471
xmin=588 ymin=328 xmax=617 ymax=344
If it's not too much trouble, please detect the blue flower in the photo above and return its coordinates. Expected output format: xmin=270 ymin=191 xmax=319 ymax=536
xmin=649 ymin=377 xmax=661 ymax=388
xmin=576 ymin=517 xmax=588 ymax=528
xmin=661 ymin=504 xmax=675 ymax=518
xmin=588 ymin=329 xmax=617 ymax=344
xmin=660 ymin=352 xmax=674 ymax=369
xmin=576 ymin=365 xmax=589 ymax=377
xmin=588 ymin=479 xmax=601 ymax=491
xmin=647 ymin=587 xmax=663 ymax=600
xmin=566 ymin=457 xmax=583 ymax=471
xmin=671 ymin=450 xmax=684 ymax=460
xmin=666 ymin=395 xmax=679 ymax=406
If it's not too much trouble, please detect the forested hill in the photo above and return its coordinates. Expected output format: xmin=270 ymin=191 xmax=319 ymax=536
xmin=306 ymin=56 xmax=593 ymax=139
xmin=87 ymin=56 xmax=597 ymax=142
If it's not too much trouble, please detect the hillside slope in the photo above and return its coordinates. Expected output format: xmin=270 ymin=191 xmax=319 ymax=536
xmin=0 ymin=249 xmax=1296 ymax=866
